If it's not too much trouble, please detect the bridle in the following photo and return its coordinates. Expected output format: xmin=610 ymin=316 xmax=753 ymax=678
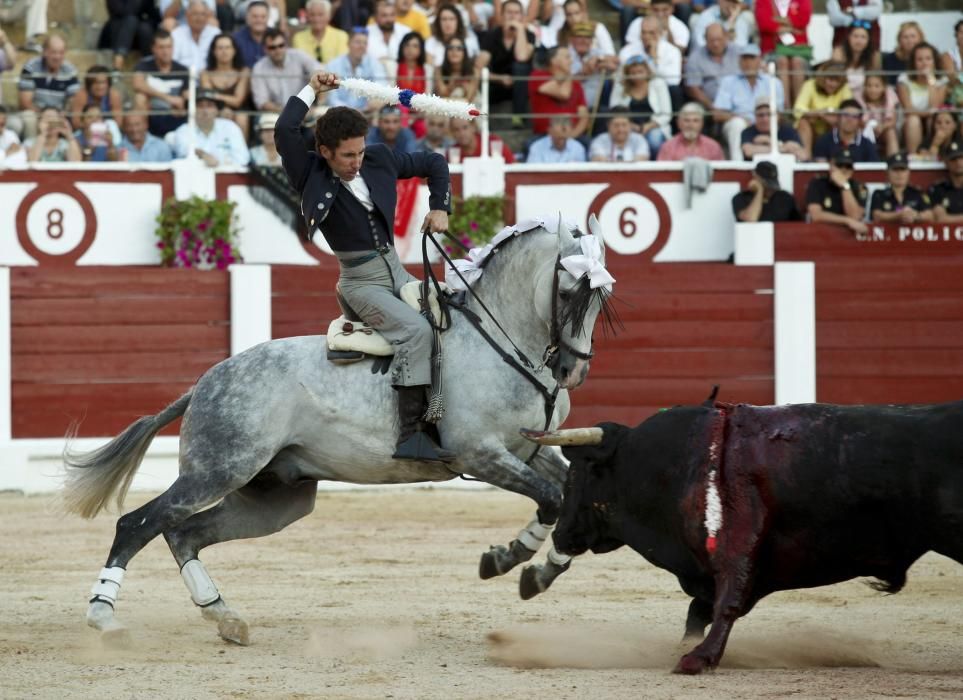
xmin=542 ymin=255 xmax=595 ymax=375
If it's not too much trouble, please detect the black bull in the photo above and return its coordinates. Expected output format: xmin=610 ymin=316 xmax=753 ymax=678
xmin=550 ymin=400 xmax=963 ymax=674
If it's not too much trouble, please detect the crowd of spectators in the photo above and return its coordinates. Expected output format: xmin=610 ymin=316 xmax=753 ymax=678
xmin=0 ymin=0 xmax=961 ymax=177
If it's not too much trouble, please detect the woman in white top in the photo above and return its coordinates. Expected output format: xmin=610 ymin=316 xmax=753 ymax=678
xmin=940 ymin=18 xmax=963 ymax=108
xmin=424 ymin=3 xmax=480 ymax=68
xmin=897 ymin=42 xmax=948 ymax=154
xmin=608 ymin=55 xmax=672 ymax=156
xmin=830 ymin=21 xmax=880 ymax=102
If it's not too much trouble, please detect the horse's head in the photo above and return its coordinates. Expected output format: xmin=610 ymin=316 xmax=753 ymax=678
xmin=534 ymin=215 xmax=617 ymax=390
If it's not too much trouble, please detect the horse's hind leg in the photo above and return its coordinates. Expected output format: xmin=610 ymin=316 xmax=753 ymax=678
xmin=164 ymin=477 xmax=318 ymax=645
xmin=87 ymin=474 xmax=239 ymax=642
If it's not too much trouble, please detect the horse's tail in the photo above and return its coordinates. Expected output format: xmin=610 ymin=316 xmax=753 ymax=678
xmin=62 ymin=389 xmax=194 ymax=519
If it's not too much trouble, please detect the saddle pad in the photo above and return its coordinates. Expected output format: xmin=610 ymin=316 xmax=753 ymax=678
xmin=400 ymin=281 xmax=446 ymax=326
xmin=326 ymin=317 xmax=393 ymax=356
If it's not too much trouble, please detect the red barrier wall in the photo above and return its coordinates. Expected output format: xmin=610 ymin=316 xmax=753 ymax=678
xmin=10 ymin=268 xmax=230 ymax=438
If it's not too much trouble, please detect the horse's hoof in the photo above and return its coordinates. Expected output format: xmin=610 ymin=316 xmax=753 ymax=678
xmin=479 ymin=546 xmax=508 ymax=580
xmin=673 ymin=653 xmax=711 ymax=675
xmin=519 ymin=565 xmax=544 ymax=600
xmin=218 ymin=615 xmax=250 ymax=646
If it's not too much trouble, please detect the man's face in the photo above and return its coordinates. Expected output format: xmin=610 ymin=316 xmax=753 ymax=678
xmin=320 ymin=136 xmax=366 ymax=180
xmin=196 ymin=99 xmax=218 ymax=128
xmin=376 ymin=4 xmax=396 ymax=32
xmin=396 ymin=0 xmax=412 ymax=12
xmin=153 ymin=37 xmax=174 ymax=64
xmin=348 ymin=33 xmax=368 ymax=59
xmin=451 ymin=118 xmax=475 ymax=148
xmin=608 ymin=116 xmax=630 ymax=144
xmin=754 ymin=106 xmax=771 ymax=132
xmin=247 ymin=5 xmax=269 ymax=33
xmin=186 ymin=3 xmax=208 ymax=32
xmin=266 ymin=35 xmax=287 ymax=65
xmin=124 ymin=114 xmax=147 ymax=142
xmin=947 ymin=154 xmax=963 ymax=177
xmin=719 ymin=0 xmax=739 ymax=18
xmin=502 ymin=2 xmax=522 ymax=26
xmin=307 ymin=4 xmax=329 ymax=30
xmin=649 ymin=2 xmax=672 ymax=23
xmin=705 ymin=25 xmax=727 ymax=56
xmin=564 ymin=2 xmax=585 ymax=25
xmin=739 ymin=54 xmax=760 ymax=76
xmin=571 ymin=36 xmax=592 ymax=56
xmin=425 ymin=116 xmax=448 ymax=141
xmin=887 ymin=166 xmax=909 ymax=188
xmin=838 ymin=107 xmax=862 ymax=136
xmin=680 ymin=111 xmax=703 ymax=140
xmin=830 ymin=162 xmax=854 ymax=181
xmin=640 ymin=19 xmax=660 ymax=49
xmin=378 ymin=111 xmax=401 ymax=140
xmin=44 ymin=37 xmax=66 ymax=71
xmin=551 ymin=49 xmax=571 ymax=75
xmin=549 ymin=119 xmax=569 ymax=146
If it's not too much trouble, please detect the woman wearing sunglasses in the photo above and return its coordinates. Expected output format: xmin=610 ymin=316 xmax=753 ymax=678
xmin=435 ymin=39 xmax=479 ymax=103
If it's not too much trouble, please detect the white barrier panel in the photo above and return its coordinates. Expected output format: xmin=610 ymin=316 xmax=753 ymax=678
xmin=774 ymin=262 xmax=816 ymax=405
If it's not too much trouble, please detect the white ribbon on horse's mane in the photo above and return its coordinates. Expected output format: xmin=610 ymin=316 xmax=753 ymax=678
xmin=444 ymin=217 xmax=614 ymax=293
xmin=559 ymin=234 xmax=615 ymax=291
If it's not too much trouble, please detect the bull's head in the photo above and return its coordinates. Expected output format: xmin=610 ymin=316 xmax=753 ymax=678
xmin=521 ymin=424 xmax=626 ymax=555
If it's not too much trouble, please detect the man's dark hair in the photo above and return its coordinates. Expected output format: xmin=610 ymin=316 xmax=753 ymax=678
xmin=262 ymin=27 xmax=284 ymax=46
xmin=315 ymin=106 xmax=370 ymax=151
xmin=153 ymin=28 xmax=172 ymax=43
xmin=246 ymin=0 xmax=269 ymax=13
xmin=0 ymin=105 xmax=7 ymax=115
xmin=502 ymin=0 xmax=523 ymax=13
xmin=608 ymin=105 xmax=630 ymax=118
xmin=838 ymin=98 xmax=862 ymax=112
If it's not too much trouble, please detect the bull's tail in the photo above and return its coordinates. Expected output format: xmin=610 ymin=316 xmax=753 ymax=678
xmin=62 ymin=389 xmax=194 ymax=519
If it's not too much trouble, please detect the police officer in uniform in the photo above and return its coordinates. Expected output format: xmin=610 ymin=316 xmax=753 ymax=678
xmin=805 ymin=148 xmax=869 ymax=236
xmin=928 ymin=141 xmax=963 ymax=224
xmin=275 ymin=70 xmax=455 ymax=464
xmin=870 ymin=152 xmax=933 ymax=224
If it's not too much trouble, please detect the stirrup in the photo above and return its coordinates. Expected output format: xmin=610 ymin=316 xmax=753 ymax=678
xmin=393 ymin=431 xmax=456 ymax=464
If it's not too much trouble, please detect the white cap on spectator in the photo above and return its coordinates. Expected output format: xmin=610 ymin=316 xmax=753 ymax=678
xmin=259 ymin=113 xmax=280 ymax=130
xmin=739 ymin=44 xmax=761 ymax=57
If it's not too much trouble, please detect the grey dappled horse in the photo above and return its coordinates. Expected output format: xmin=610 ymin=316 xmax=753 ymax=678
xmin=63 ymin=217 xmax=614 ymax=645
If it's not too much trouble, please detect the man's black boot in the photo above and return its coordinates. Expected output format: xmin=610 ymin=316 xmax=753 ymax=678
xmin=393 ymin=386 xmax=456 ymax=464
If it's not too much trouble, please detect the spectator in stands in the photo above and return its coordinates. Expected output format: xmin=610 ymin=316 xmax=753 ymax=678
xmin=476 ymin=0 xmax=534 ymax=121
xmin=69 ymin=66 xmax=124 ymax=130
xmin=657 ymin=102 xmax=725 ymax=161
xmin=132 ymin=29 xmax=189 ymax=137
xmin=714 ymin=44 xmax=784 ymax=161
xmin=104 ymin=0 xmax=157 ymax=71
xmin=741 ymin=97 xmax=806 ymax=161
xmin=623 ymin=0 xmax=689 ymax=54
xmin=897 ymin=43 xmax=948 ymax=157
xmin=367 ymin=0 xmax=413 ymax=65
xmin=527 ymin=115 xmax=587 ymax=163
xmin=930 ymin=141 xmax=963 ymax=223
xmin=609 ymin=55 xmax=671 ymax=156
xmin=827 ymin=0 xmax=881 ymax=49
xmin=172 ymin=0 xmax=221 ymax=74
xmin=425 ymin=4 xmax=479 ymax=68
xmin=326 ymin=29 xmax=388 ymax=112
xmin=171 ymin=89 xmax=250 ymax=166
xmin=732 ymin=160 xmax=801 ymax=222
xmin=249 ymin=111 xmax=281 ymax=165
xmin=0 ymin=106 xmax=26 ymax=168
xmin=24 ymin=106 xmax=82 ymax=162
xmin=367 ymin=104 xmax=417 ymax=153
xmin=252 ymin=29 xmax=321 ymax=112
xmin=590 ymin=105 xmax=649 ymax=162
xmin=436 ymin=38 xmax=479 ymax=102
xmin=395 ymin=0 xmax=431 ymax=40
xmin=805 ymin=149 xmax=868 ymax=235
xmin=858 ymin=73 xmax=898 ymax=158
xmin=755 ymin=0 xmax=811 ymax=105
xmin=568 ymin=22 xmax=617 ymax=118
xmin=74 ymin=105 xmax=119 ymax=162
xmin=201 ymin=33 xmax=252 ymax=136
xmin=449 ymin=116 xmax=515 ymax=162
xmin=882 ymin=21 xmax=923 ymax=87
xmin=556 ymin=0 xmax=615 ymax=56
xmin=293 ymin=0 xmax=349 ymax=64
xmin=793 ymin=61 xmax=852 ymax=156
xmin=17 ymin=35 xmax=80 ymax=140
xmin=416 ymin=114 xmax=453 ymax=154
xmin=331 ymin=0 xmax=372 ymax=32
xmin=812 ymin=99 xmax=878 ymax=163
xmin=830 ymin=22 xmax=880 ymax=102
xmin=395 ymin=32 xmax=430 ymax=136
xmin=869 ymin=152 xmax=933 ymax=224
xmin=528 ymin=46 xmax=589 ymax=139
xmin=918 ymin=111 xmax=959 ymax=163
xmin=685 ymin=23 xmax=741 ymax=112
xmin=692 ymin=0 xmax=755 ymax=49
xmin=234 ymin=0 xmax=271 ymax=68
xmin=618 ymin=15 xmax=682 ymax=98
xmin=119 ymin=112 xmax=173 ymax=162
xmin=159 ymin=0 xmax=221 ymax=31
xmin=941 ymin=20 xmax=963 ymax=108
xmin=8 ymin=0 xmax=48 ymax=54
xmin=0 ymin=23 xmax=16 ymax=73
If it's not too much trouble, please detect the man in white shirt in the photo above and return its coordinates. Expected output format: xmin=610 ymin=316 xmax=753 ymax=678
xmin=624 ymin=0 xmax=690 ymax=54
xmin=527 ymin=116 xmax=587 ymax=163
xmin=171 ymin=89 xmax=250 ymax=166
xmin=252 ymin=29 xmax=323 ymax=112
xmin=171 ymin=0 xmax=220 ymax=74
xmin=366 ymin=0 xmax=413 ymax=66
xmin=326 ymin=29 xmax=388 ymax=112
xmin=618 ymin=15 xmax=682 ymax=87
xmin=590 ymin=106 xmax=650 ymax=162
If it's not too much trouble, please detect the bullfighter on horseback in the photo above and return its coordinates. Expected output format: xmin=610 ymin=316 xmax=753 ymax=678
xmin=276 ymin=69 xmax=455 ymax=465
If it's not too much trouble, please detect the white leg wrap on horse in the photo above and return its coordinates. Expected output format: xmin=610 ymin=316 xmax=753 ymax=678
xmin=516 ymin=518 xmax=553 ymax=551
xmin=180 ymin=559 xmax=221 ymax=606
xmin=90 ymin=566 xmax=125 ymax=605
xmin=547 ymin=547 xmax=572 ymax=567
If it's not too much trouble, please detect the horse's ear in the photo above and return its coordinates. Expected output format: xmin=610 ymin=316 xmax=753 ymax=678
xmin=556 ymin=212 xmax=575 ymax=252
xmin=587 ymin=213 xmax=606 ymax=264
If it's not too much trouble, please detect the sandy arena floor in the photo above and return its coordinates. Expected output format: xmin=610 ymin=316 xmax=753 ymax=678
xmin=0 ymin=488 xmax=960 ymax=699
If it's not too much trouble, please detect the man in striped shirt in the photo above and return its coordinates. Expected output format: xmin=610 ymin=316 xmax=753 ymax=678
xmin=17 ymin=34 xmax=79 ymax=139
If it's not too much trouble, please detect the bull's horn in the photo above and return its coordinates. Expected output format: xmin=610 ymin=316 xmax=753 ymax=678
xmin=519 ymin=427 xmax=604 ymax=445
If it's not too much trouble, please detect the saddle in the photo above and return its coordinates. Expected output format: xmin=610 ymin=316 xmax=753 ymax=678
xmin=326 ymin=281 xmax=446 ymax=368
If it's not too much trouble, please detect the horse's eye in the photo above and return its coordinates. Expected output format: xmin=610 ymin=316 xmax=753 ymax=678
xmin=559 ymin=290 xmax=571 ymax=302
